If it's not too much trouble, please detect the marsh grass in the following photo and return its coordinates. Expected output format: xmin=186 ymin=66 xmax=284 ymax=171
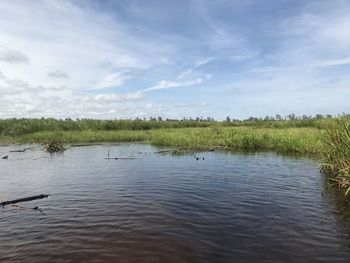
xmin=0 ymin=126 xmax=323 ymax=154
xmin=321 ymin=117 xmax=350 ymax=195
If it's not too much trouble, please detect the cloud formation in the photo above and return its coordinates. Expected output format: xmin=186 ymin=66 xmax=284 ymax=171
xmin=144 ymin=78 xmax=203 ymax=92
xmin=48 ymin=70 xmax=69 ymax=79
xmin=94 ymin=92 xmax=144 ymax=103
xmin=0 ymin=0 xmax=349 ymax=119
xmin=0 ymin=45 xmax=29 ymax=64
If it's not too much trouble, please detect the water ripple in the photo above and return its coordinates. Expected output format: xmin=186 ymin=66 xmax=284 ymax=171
xmin=1 ymin=144 xmax=350 ymax=262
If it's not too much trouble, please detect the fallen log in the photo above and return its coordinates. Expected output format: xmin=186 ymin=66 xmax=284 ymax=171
xmin=1 ymin=194 xmax=49 ymax=208
xmin=9 ymin=149 xmax=26 ymax=153
xmin=1 ymin=155 xmax=8 ymax=159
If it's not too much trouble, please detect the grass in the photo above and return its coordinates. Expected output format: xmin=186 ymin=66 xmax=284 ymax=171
xmin=0 ymin=117 xmax=336 ymax=137
xmin=321 ymin=117 xmax=350 ymax=195
xmin=0 ymin=126 xmax=323 ymax=154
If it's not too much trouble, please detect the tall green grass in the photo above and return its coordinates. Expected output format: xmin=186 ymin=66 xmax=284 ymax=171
xmin=0 ymin=117 xmax=337 ymax=136
xmin=0 ymin=126 xmax=323 ymax=154
xmin=321 ymin=117 xmax=350 ymax=195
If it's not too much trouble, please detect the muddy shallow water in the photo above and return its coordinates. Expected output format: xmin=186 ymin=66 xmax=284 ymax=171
xmin=1 ymin=144 xmax=350 ymax=262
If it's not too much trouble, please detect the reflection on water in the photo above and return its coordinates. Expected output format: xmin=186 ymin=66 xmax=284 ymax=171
xmin=0 ymin=144 xmax=350 ymax=262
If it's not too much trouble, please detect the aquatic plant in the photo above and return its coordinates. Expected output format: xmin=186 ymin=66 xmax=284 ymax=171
xmin=321 ymin=117 xmax=350 ymax=195
xmin=44 ymin=141 xmax=66 ymax=153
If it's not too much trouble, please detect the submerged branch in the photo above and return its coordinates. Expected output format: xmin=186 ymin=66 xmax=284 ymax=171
xmin=1 ymin=194 xmax=49 ymax=208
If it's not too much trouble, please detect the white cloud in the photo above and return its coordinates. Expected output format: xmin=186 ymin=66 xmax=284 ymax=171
xmin=111 ymin=54 xmax=148 ymax=70
xmin=94 ymin=72 xmax=131 ymax=89
xmin=0 ymin=0 xmax=349 ymax=119
xmin=94 ymin=92 xmax=144 ymax=103
xmin=0 ymin=0 xmax=177 ymax=117
xmin=144 ymin=78 xmax=203 ymax=92
xmin=176 ymin=57 xmax=213 ymax=79
xmin=48 ymin=70 xmax=69 ymax=79
xmin=0 ymin=45 xmax=29 ymax=64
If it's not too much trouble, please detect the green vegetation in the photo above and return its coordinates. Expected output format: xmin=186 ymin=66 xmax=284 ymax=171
xmin=0 ymin=119 xmax=324 ymax=153
xmin=321 ymin=117 xmax=350 ymax=195
xmin=0 ymin=115 xmax=337 ymax=137
xmin=1 ymin=115 xmax=350 ymax=195
xmin=43 ymin=141 xmax=66 ymax=153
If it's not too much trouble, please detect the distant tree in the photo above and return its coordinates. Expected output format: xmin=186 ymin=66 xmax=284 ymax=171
xmin=302 ymin=115 xmax=310 ymax=120
xmin=157 ymin=116 xmax=162 ymax=121
xmin=326 ymin=114 xmax=332 ymax=118
xmin=315 ymin=114 xmax=324 ymax=119
xmin=287 ymin=113 xmax=296 ymax=120
xmin=275 ymin=114 xmax=282 ymax=121
xmin=246 ymin=116 xmax=258 ymax=121
xmin=226 ymin=116 xmax=231 ymax=122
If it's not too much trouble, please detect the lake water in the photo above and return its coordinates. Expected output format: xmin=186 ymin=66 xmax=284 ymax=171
xmin=1 ymin=144 xmax=350 ymax=262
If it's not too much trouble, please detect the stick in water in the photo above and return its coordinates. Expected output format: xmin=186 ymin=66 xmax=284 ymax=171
xmin=1 ymin=194 xmax=49 ymax=207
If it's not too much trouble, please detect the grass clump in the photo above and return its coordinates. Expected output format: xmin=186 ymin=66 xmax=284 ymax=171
xmin=321 ymin=117 xmax=350 ymax=195
xmin=44 ymin=141 xmax=66 ymax=153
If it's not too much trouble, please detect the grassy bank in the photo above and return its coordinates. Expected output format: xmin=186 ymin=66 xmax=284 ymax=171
xmin=0 ymin=127 xmax=323 ymax=154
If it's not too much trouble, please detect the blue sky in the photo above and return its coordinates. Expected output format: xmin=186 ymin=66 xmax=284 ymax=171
xmin=0 ymin=0 xmax=349 ymax=119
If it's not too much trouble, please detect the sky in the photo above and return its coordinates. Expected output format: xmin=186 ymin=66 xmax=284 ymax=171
xmin=0 ymin=0 xmax=349 ymax=120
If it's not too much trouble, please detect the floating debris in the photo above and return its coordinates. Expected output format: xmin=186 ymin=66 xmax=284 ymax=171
xmin=1 ymin=155 xmax=8 ymax=159
xmin=9 ymin=148 xmax=31 ymax=153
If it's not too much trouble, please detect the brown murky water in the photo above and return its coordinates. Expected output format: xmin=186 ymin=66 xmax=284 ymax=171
xmin=1 ymin=144 xmax=350 ymax=262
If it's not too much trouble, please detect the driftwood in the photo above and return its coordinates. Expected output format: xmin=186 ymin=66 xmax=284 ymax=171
xmin=9 ymin=150 xmax=25 ymax=152
xmin=1 ymin=194 xmax=49 ymax=208
xmin=1 ymin=155 xmax=8 ymax=159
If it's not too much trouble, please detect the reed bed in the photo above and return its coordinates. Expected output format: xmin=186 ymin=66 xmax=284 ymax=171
xmin=0 ymin=117 xmax=336 ymax=137
xmin=0 ymin=126 xmax=323 ymax=154
xmin=321 ymin=117 xmax=350 ymax=195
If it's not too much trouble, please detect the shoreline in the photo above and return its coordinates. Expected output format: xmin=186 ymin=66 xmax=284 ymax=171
xmin=0 ymin=127 xmax=323 ymax=154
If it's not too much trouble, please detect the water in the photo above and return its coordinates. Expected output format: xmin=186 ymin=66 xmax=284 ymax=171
xmin=1 ymin=144 xmax=350 ymax=262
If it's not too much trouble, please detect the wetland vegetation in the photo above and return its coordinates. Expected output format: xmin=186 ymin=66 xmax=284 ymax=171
xmin=0 ymin=115 xmax=349 ymax=195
